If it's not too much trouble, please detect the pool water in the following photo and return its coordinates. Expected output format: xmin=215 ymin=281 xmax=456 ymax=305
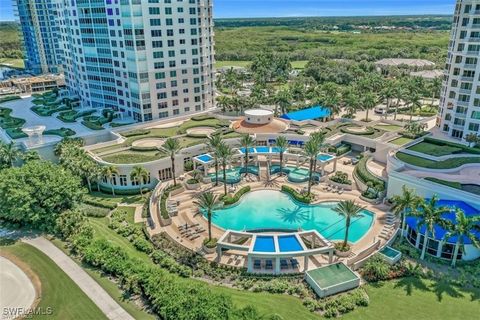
xmin=380 ymin=246 xmax=401 ymax=259
xmin=210 ymin=190 xmax=374 ymax=243
xmin=208 ymin=166 xmax=259 ymax=184
xmin=270 ymin=165 xmax=320 ymax=183
xmin=253 ymin=236 xmax=276 ymax=252
xmin=278 ymin=235 xmax=303 ymax=252
xmin=317 ymin=154 xmax=334 ymax=162
xmin=196 ymin=154 xmax=213 ymax=163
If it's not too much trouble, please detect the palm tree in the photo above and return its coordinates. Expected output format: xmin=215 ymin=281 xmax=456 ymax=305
xmin=274 ymin=89 xmax=292 ymax=116
xmin=0 ymin=142 xmax=21 ymax=168
xmin=414 ymin=196 xmax=450 ymax=260
xmin=303 ymin=139 xmax=320 ymax=195
xmin=206 ymin=135 xmax=223 ymax=186
xmin=342 ymin=86 xmax=360 ymax=118
xmin=310 ymin=132 xmax=326 ymax=175
xmin=380 ymin=80 xmax=395 ymax=118
xmin=216 ymin=95 xmax=231 ymax=112
xmin=239 ymin=134 xmax=255 ymax=176
xmin=362 ymin=92 xmax=377 ymax=122
xmin=217 ymin=143 xmax=234 ymax=195
xmin=275 ymin=136 xmax=289 ymax=176
xmin=333 ymin=200 xmax=366 ymax=248
xmin=194 ymin=191 xmax=223 ymax=241
xmin=444 ymin=208 xmax=480 ymax=267
xmin=101 ymin=165 xmax=119 ymax=196
xmin=130 ymin=166 xmax=149 ymax=195
xmin=430 ymin=77 xmax=442 ymax=107
xmin=163 ymin=138 xmax=181 ymax=186
xmin=406 ymin=92 xmax=422 ymax=122
xmin=391 ymin=186 xmax=422 ymax=239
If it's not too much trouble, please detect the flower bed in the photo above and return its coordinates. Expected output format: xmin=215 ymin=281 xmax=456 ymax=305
xmin=221 ymin=186 xmax=251 ymax=205
xmin=160 ymin=184 xmax=183 ymax=219
xmin=281 ymin=185 xmax=314 ymax=204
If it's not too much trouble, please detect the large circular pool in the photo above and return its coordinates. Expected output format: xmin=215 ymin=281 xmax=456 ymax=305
xmin=210 ymin=190 xmax=375 ymax=243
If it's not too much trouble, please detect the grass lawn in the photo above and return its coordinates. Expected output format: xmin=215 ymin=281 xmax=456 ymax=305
xmin=396 ymin=152 xmax=480 ymax=169
xmin=215 ymin=60 xmax=251 ymax=68
xmin=373 ymin=124 xmax=402 ymax=132
xmin=389 ymin=137 xmax=413 ymax=146
xmin=84 ymin=192 xmax=144 ymax=207
xmin=101 ymin=150 xmax=166 ymax=164
xmin=215 ymin=60 xmax=308 ymax=69
xmin=407 ymin=141 xmax=463 ymax=157
xmin=342 ymin=278 xmax=480 ymax=320
xmin=424 ymin=177 xmax=462 ymax=190
xmin=0 ymin=58 xmax=24 ymax=69
xmin=0 ymin=242 xmax=107 ymax=320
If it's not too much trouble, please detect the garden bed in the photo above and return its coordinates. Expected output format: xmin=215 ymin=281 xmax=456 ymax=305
xmin=396 ymin=152 xmax=480 ymax=169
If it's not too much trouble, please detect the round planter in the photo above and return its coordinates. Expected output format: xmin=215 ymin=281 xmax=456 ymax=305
xmin=203 ymin=244 xmax=216 ymax=254
xmin=335 ymin=248 xmax=352 ymax=258
xmin=328 ymin=180 xmax=353 ymax=191
xmin=185 ymin=182 xmax=200 ymax=190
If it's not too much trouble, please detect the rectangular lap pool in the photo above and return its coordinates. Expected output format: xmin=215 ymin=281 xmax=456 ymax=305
xmin=305 ymin=263 xmax=360 ymax=298
xmin=278 ymin=235 xmax=303 ymax=252
xmin=253 ymin=236 xmax=276 ymax=252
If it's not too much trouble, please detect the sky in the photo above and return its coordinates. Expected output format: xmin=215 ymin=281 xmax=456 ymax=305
xmin=0 ymin=0 xmax=455 ymax=21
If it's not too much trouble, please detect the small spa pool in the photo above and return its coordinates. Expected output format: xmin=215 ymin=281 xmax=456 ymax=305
xmin=196 ymin=154 xmax=213 ymax=163
xmin=253 ymin=236 xmax=276 ymax=252
xmin=379 ymin=246 xmax=402 ymax=264
xmin=278 ymin=235 xmax=303 ymax=252
xmin=317 ymin=154 xmax=335 ymax=162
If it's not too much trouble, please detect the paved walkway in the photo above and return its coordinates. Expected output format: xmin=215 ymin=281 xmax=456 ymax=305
xmin=22 ymin=237 xmax=134 ymax=320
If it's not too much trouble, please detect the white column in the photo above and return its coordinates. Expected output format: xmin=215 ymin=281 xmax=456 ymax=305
xmin=333 ymin=159 xmax=337 ymax=172
xmin=275 ymin=257 xmax=280 ymax=274
xmin=247 ymin=256 xmax=253 ymax=273
xmin=304 ymin=256 xmax=309 ymax=271
xmin=328 ymin=250 xmax=333 ymax=264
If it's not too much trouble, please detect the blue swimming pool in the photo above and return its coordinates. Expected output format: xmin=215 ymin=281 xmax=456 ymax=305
xmin=278 ymin=235 xmax=303 ymax=252
xmin=317 ymin=154 xmax=335 ymax=162
xmin=208 ymin=166 xmax=259 ymax=184
xmin=253 ymin=236 xmax=276 ymax=252
xmin=270 ymin=165 xmax=320 ymax=183
xmin=196 ymin=154 xmax=213 ymax=163
xmin=210 ymin=190 xmax=374 ymax=243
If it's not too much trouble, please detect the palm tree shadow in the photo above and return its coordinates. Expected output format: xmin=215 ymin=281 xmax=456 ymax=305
xmin=461 ymin=286 xmax=480 ymax=302
xmin=276 ymin=207 xmax=309 ymax=224
xmin=264 ymin=178 xmax=280 ymax=188
xmin=394 ymin=276 xmax=430 ymax=296
xmin=430 ymin=280 xmax=464 ymax=302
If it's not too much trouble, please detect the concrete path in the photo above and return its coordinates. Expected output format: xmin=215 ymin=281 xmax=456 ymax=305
xmin=22 ymin=237 xmax=134 ymax=320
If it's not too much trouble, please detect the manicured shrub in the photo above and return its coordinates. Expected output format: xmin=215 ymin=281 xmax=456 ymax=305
xmin=122 ymin=129 xmax=151 ymax=137
xmin=191 ymin=114 xmax=216 ymax=121
xmin=281 ymin=185 xmax=314 ymax=203
xmin=361 ymin=255 xmax=391 ymax=282
xmin=329 ymin=171 xmax=352 ymax=185
xmin=354 ymin=156 xmax=385 ymax=192
xmin=221 ymin=186 xmax=251 ymax=205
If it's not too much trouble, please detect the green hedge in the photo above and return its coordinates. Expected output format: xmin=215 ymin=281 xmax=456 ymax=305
xmin=0 ymin=95 xmax=21 ymax=104
xmin=424 ymin=177 xmax=462 ymax=190
xmin=5 ymin=127 xmax=27 ymax=139
xmin=422 ymin=137 xmax=480 ymax=155
xmin=81 ymin=120 xmax=104 ymax=130
xmin=98 ymin=184 xmax=149 ymax=195
xmin=130 ymin=145 xmax=159 ymax=152
xmin=354 ymin=156 xmax=385 ymax=192
xmin=221 ymin=186 xmax=251 ymax=205
xmin=340 ymin=126 xmax=376 ymax=136
xmin=160 ymin=184 xmax=183 ymax=219
xmin=122 ymin=129 xmax=150 ymax=137
xmin=335 ymin=144 xmax=351 ymax=156
xmin=191 ymin=114 xmax=216 ymax=121
xmin=43 ymin=128 xmax=76 ymax=137
xmin=0 ymin=107 xmax=26 ymax=129
xmin=281 ymin=185 xmax=314 ymax=204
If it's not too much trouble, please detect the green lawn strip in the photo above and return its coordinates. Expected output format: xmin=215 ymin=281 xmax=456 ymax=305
xmin=342 ymin=279 xmax=480 ymax=320
xmin=87 ymin=216 xmax=321 ymax=319
xmin=84 ymin=192 xmax=144 ymax=207
xmin=50 ymin=239 xmax=155 ymax=320
xmin=407 ymin=142 xmax=462 ymax=157
xmin=0 ymin=58 xmax=25 ymax=69
xmin=0 ymin=106 xmax=26 ymax=129
xmin=113 ymin=206 xmax=137 ymax=224
xmin=101 ymin=150 xmax=166 ymax=164
xmin=215 ymin=60 xmax=251 ymax=68
xmin=424 ymin=177 xmax=462 ymax=190
xmin=389 ymin=137 xmax=413 ymax=146
xmin=0 ymin=242 xmax=107 ymax=320
xmin=373 ymin=124 xmax=402 ymax=132
xmin=396 ymin=152 xmax=480 ymax=169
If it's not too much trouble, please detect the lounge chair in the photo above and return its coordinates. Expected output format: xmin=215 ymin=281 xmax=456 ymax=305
xmin=265 ymin=260 xmax=273 ymax=270
xmin=189 ymin=235 xmax=200 ymax=241
xmin=326 ymin=185 xmax=332 ymax=192
xmin=332 ymin=186 xmax=338 ymax=193
xmin=290 ymin=259 xmax=299 ymax=269
xmin=280 ymin=259 xmax=289 ymax=270
xmin=253 ymin=260 xmax=261 ymax=270
xmin=338 ymin=188 xmax=344 ymax=195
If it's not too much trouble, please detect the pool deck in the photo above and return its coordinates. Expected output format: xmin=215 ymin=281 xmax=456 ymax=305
xmin=152 ymin=159 xmax=395 ymax=271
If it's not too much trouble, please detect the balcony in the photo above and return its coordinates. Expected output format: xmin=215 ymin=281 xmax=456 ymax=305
xmin=457 ymin=100 xmax=470 ymax=107
xmin=460 ymin=76 xmax=475 ymax=81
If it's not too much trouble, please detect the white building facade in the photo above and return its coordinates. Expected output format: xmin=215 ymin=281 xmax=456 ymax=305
xmin=57 ymin=0 xmax=215 ymax=121
xmin=439 ymin=0 xmax=480 ymax=141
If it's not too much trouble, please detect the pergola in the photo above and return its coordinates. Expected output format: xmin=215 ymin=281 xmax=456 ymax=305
xmin=217 ymin=230 xmax=335 ymax=274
